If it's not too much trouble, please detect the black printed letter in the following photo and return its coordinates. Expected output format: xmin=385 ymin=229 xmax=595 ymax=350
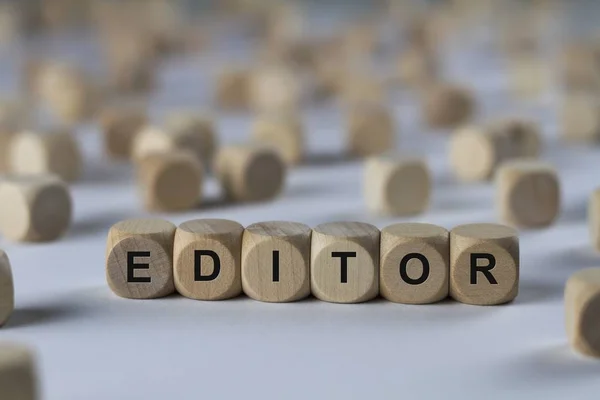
xmin=194 ymin=250 xmax=221 ymax=281
xmin=127 ymin=251 xmax=151 ymax=283
xmin=470 ymin=253 xmax=498 ymax=284
xmin=331 ymin=252 xmax=357 ymax=283
xmin=399 ymin=253 xmax=429 ymax=285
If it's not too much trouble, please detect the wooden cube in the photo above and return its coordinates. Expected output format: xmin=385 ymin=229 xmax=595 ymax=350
xmin=565 ymin=268 xmax=600 ymax=358
xmin=215 ymin=68 xmax=251 ymax=110
xmin=561 ymin=92 xmax=600 ymax=143
xmin=0 ymin=174 xmax=72 ymax=242
xmin=106 ymin=218 xmax=176 ymax=299
xmin=561 ymin=44 xmax=600 ymax=91
xmin=340 ymin=73 xmax=385 ymax=106
xmin=9 ymin=129 xmax=82 ymax=182
xmin=380 ymin=223 xmax=449 ymax=304
xmin=0 ymin=343 xmax=38 ymax=400
xmin=0 ymin=99 xmax=26 ymax=132
xmin=242 ymin=221 xmax=311 ymax=302
xmin=450 ymin=223 xmax=519 ymax=305
xmin=100 ymin=105 xmax=148 ymax=159
xmin=250 ymin=65 xmax=301 ymax=113
xmin=423 ymin=83 xmax=475 ymax=129
xmin=449 ymin=119 xmax=541 ymax=182
xmin=174 ymin=219 xmax=243 ymax=300
xmin=0 ymin=250 xmax=13 ymax=326
xmin=165 ymin=111 xmax=218 ymax=164
xmin=311 ymin=222 xmax=380 ymax=303
xmin=136 ymin=151 xmax=203 ymax=212
xmin=589 ymin=188 xmax=600 ymax=251
xmin=397 ymin=47 xmax=438 ymax=89
xmin=214 ymin=144 xmax=286 ymax=203
xmin=496 ymin=160 xmax=560 ymax=228
xmin=251 ymin=113 xmax=304 ymax=165
xmin=347 ymin=102 xmax=396 ymax=157
xmin=364 ymin=154 xmax=430 ymax=216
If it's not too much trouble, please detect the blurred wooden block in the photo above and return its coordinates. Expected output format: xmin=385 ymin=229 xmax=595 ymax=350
xmin=250 ymin=65 xmax=301 ymax=113
xmin=496 ymin=160 xmax=560 ymax=228
xmin=0 ymin=250 xmax=13 ymax=326
xmin=215 ymin=69 xmax=251 ymax=110
xmin=565 ymin=268 xmax=600 ymax=358
xmin=340 ymin=73 xmax=385 ymax=107
xmin=100 ymin=105 xmax=147 ymax=159
xmin=0 ymin=174 xmax=72 ymax=242
xmin=347 ymin=102 xmax=395 ymax=157
xmin=251 ymin=113 xmax=304 ymax=165
xmin=397 ymin=47 xmax=438 ymax=89
xmin=242 ymin=221 xmax=311 ymax=302
xmin=9 ymin=129 xmax=82 ymax=182
xmin=561 ymin=44 xmax=600 ymax=91
xmin=0 ymin=99 xmax=26 ymax=132
xmin=0 ymin=343 xmax=38 ymax=400
xmin=214 ymin=144 xmax=286 ymax=202
xmin=136 ymin=151 xmax=203 ymax=212
xmin=165 ymin=111 xmax=218 ymax=165
xmin=311 ymin=222 xmax=380 ymax=303
xmin=423 ymin=83 xmax=475 ymax=129
xmin=450 ymin=223 xmax=519 ymax=305
xmin=106 ymin=218 xmax=176 ymax=299
xmin=364 ymin=154 xmax=430 ymax=216
xmin=589 ymin=188 xmax=600 ymax=251
xmin=561 ymin=92 xmax=600 ymax=143
xmin=174 ymin=219 xmax=243 ymax=300
xmin=509 ymin=55 xmax=550 ymax=99
xmin=380 ymin=223 xmax=449 ymax=304
xmin=449 ymin=119 xmax=541 ymax=182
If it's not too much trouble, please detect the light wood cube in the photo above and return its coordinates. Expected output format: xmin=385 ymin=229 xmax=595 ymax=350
xmin=214 ymin=144 xmax=286 ymax=203
xmin=0 ymin=250 xmax=13 ymax=326
xmin=496 ymin=160 xmax=560 ymax=228
xmin=251 ymin=113 xmax=304 ymax=165
xmin=397 ymin=47 xmax=438 ymax=89
xmin=561 ymin=44 xmax=600 ymax=90
xmin=106 ymin=218 xmax=176 ymax=299
xmin=242 ymin=221 xmax=311 ymax=302
xmin=423 ymin=83 xmax=475 ymax=129
xmin=250 ymin=66 xmax=301 ymax=113
xmin=311 ymin=222 xmax=380 ymax=303
xmin=561 ymin=92 xmax=600 ymax=143
xmin=340 ymin=73 xmax=385 ymax=106
xmin=174 ymin=219 xmax=243 ymax=300
xmin=0 ymin=99 xmax=26 ymax=132
xmin=589 ymin=188 xmax=600 ymax=251
xmin=215 ymin=68 xmax=251 ymax=110
xmin=565 ymin=268 xmax=600 ymax=358
xmin=9 ymin=129 xmax=82 ymax=182
xmin=364 ymin=154 xmax=430 ymax=216
xmin=449 ymin=119 xmax=542 ymax=182
xmin=450 ymin=223 xmax=519 ymax=305
xmin=136 ymin=151 xmax=203 ymax=212
xmin=165 ymin=111 xmax=218 ymax=164
xmin=347 ymin=102 xmax=396 ymax=157
xmin=509 ymin=55 xmax=550 ymax=99
xmin=0 ymin=343 xmax=38 ymax=400
xmin=0 ymin=174 xmax=72 ymax=242
xmin=100 ymin=105 xmax=148 ymax=159
xmin=380 ymin=223 xmax=449 ymax=304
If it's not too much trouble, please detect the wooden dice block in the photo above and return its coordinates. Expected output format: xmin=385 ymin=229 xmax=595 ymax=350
xmin=347 ymin=102 xmax=396 ymax=157
xmin=561 ymin=44 xmax=600 ymax=91
xmin=0 ymin=99 xmax=26 ymax=132
xmin=136 ymin=151 xmax=203 ymax=212
xmin=364 ymin=154 xmax=431 ymax=216
xmin=423 ymin=83 xmax=475 ymax=129
xmin=165 ymin=111 xmax=218 ymax=164
xmin=565 ymin=268 xmax=600 ymax=358
xmin=380 ymin=223 xmax=449 ymax=304
xmin=215 ymin=68 xmax=251 ymax=110
xmin=450 ymin=119 xmax=542 ymax=182
xmin=100 ymin=105 xmax=148 ymax=159
xmin=509 ymin=55 xmax=550 ymax=99
xmin=251 ymin=113 xmax=304 ymax=165
xmin=214 ymin=144 xmax=286 ymax=202
xmin=174 ymin=219 xmax=243 ymax=300
xmin=0 ymin=250 xmax=13 ymax=326
xmin=106 ymin=218 xmax=176 ymax=299
xmin=0 ymin=175 xmax=72 ymax=242
xmin=397 ymin=47 xmax=438 ymax=89
xmin=242 ymin=221 xmax=311 ymax=302
xmin=250 ymin=65 xmax=301 ymax=113
xmin=311 ymin=222 xmax=380 ymax=303
xmin=561 ymin=92 xmax=600 ymax=143
xmin=496 ymin=160 xmax=560 ymax=228
xmin=0 ymin=343 xmax=38 ymax=400
xmin=450 ymin=223 xmax=519 ymax=305
xmin=340 ymin=73 xmax=385 ymax=106
xmin=9 ymin=129 xmax=82 ymax=182
xmin=589 ymin=188 xmax=600 ymax=251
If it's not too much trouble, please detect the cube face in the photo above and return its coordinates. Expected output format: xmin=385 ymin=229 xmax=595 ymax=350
xmin=424 ymin=85 xmax=474 ymax=129
xmin=0 ymin=250 xmax=14 ymax=326
xmin=242 ymin=222 xmax=311 ymax=302
xmin=0 ymin=344 xmax=37 ymax=400
xmin=565 ymin=268 xmax=600 ymax=358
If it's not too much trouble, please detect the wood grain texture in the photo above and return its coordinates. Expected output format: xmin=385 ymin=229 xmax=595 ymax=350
xmin=0 ymin=343 xmax=38 ymax=400
xmin=214 ymin=144 xmax=286 ymax=202
xmin=565 ymin=268 xmax=600 ymax=358
xmin=311 ymin=221 xmax=380 ymax=303
xmin=450 ymin=223 xmax=519 ymax=305
xmin=0 ymin=174 xmax=72 ymax=242
xmin=174 ymin=219 xmax=243 ymax=300
xmin=242 ymin=221 xmax=311 ymax=302
xmin=423 ymin=83 xmax=475 ymax=129
xmin=380 ymin=223 xmax=449 ymax=304
xmin=136 ymin=150 xmax=203 ymax=211
xmin=251 ymin=113 xmax=304 ymax=165
xmin=364 ymin=154 xmax=430 ymax=216
xmin=9 ymin=129 xmax=82 ymax=182
xmin=561 ymin=92 xmax=600 ymax=143
xmin=589 ymin=188 xmax=600 ymax=251
xmin=106 ymin=218 xmax=176 ymax=299
xmin=496 ymin=160 xmax=560 ymax=228
xmin=0 ymin=250 xmax=13 ymax=326
xmin=100 ymin=104 xmax=147 ymax=159
xmin=347 ymin=102 xmax=395 ymax=157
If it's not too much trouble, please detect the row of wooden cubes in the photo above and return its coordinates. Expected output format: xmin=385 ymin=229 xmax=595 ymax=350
xmin=106 ymin=219 xmax=520 ymax=305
